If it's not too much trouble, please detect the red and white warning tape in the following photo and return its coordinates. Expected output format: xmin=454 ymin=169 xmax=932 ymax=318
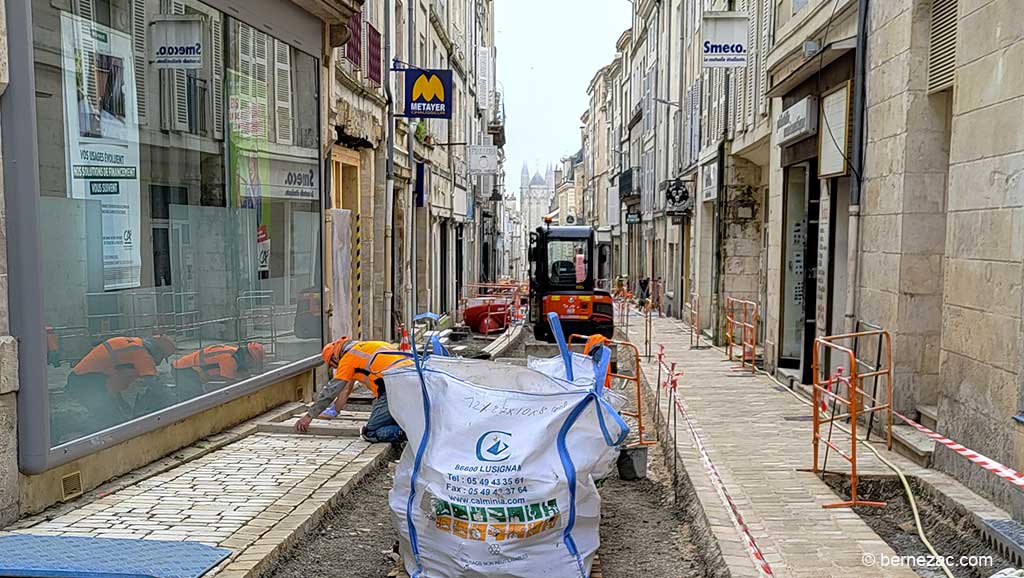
xmin=663 ymin=372 xmax=776 ymax=578
xmin=894 ymin=411 xmax=1024 ymax=489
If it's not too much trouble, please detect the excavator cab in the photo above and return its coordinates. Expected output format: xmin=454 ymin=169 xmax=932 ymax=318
xmin=528 ymin=224 xmax=615 ymax=342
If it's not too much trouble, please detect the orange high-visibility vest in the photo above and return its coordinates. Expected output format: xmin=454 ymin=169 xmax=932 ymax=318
xmin=173 ymin=344 xmax=242 ymax=382
xmin=72 ymin=337 xmax=158 ymax=393
xmin=333 ymin=341 xmax=410 ymax=397
xmin=583 ymin=335 xmax=613 ymax=389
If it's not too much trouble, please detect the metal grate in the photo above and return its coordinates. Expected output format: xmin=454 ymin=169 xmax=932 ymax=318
xmin=980 ymin=519 xmax=1024 ymax=568
xmin=927 ymin=0 xmax=958 ymax=93
xmin=60 ymin=471 xmax=84 ymax=502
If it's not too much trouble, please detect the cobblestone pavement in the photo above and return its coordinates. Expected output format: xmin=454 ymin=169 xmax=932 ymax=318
xmin=8 ymin=432 xmax=389 ymax=578
xmin=627 ymin=315 xmax=1008 ymax=578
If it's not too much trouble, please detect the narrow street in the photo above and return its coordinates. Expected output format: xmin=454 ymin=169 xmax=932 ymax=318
xmin=3 ymin=0 xmax=1024 ymax=577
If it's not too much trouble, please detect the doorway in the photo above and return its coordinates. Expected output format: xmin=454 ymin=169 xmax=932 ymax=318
xmin=779 ymin=161 xmax=821 ymax=383
xmin=439 ymin=220 xmax=450 ymax=314
xmin=455 ymin=224 xmax=464 ymax=302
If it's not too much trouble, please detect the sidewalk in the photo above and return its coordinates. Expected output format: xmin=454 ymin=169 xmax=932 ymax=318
xmin=626 ymin=315 xmax=1009 ymax=578
xmin=5 ymin=408 xmax=389 ymax=578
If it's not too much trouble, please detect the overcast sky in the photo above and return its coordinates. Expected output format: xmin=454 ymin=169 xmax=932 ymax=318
xmin=495 ymin=0 xmax=632 ymax=192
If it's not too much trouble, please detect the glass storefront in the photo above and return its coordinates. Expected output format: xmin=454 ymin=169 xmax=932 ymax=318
xmin=31 ymin=0 xmax=323 ymax=446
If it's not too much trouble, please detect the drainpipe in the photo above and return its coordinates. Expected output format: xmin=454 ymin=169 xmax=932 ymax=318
xmin=407 ymin=0 xmax=417 ymax=331
xmin=384 ymin=0 xmax=395 ymax=340
xmin=844 ymin=0 xmax=869 ymax=333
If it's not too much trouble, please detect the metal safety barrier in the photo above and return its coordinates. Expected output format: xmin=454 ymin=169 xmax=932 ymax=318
xmin=684 ymin=292 xmax=701 ymax=349
xmin=725 ymin=298 xmax=759 ymax=374
xmin=810 ymin=329 xmax=893 ymax=509
xmin=457 ymin=283 xmax=523 ymax=333
xmin=569 ymin=334 xmax=656 ymax=448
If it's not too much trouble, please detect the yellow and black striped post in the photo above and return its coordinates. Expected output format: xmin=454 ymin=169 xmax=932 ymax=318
xmin=355 ymin=213 xmax=363 ymax=338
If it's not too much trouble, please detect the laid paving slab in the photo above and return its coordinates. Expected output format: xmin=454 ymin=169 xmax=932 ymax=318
xmin=626 ymin=315 xmax=1011 ymax=578
xmin=8 ymin=429 xmax=391 ymax=578
xmin=257 ymin=417 xmax=364 ymax=437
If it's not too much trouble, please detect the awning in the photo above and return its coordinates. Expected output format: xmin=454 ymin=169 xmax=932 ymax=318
xmin=767 ymin=37 xmax=856 ymax=98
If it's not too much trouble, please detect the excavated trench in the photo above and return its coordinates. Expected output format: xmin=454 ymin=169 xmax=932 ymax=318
xmin=266 ymin=333 xmax=713 ymax=578
xmin=825 ymin=475 xmax=1015 ymax=578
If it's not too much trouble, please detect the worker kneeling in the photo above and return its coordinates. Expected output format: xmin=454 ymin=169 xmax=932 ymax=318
xmin=295 ymin=338 xmax=409 ymax=443
xmin=172 ymin=342 xmax=266 ymax=398
xmin=66 ymin=336 xmax=176 ymax=429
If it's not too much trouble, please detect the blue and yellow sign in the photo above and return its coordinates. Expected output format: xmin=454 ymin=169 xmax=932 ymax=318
xmin=404 ymin=68 xmax=453 ymax=119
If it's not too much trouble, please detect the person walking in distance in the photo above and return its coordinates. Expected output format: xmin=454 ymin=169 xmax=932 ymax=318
xmin=295 ymin=337 xmax=409 ymax=443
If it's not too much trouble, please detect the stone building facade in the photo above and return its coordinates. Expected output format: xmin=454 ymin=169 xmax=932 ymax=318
xmin=578 ymin=0 xmax=1024 ymax=521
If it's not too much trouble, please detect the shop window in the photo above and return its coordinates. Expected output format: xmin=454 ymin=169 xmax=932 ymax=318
xmin=33 ymin=0 xmax=322 ymax=447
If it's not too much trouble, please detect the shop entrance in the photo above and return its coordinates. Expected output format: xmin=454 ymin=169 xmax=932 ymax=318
xmin=779 ymin=161 xmax=820 ymax=384
xmin=439 ymin=220 xmax=450 ymax=314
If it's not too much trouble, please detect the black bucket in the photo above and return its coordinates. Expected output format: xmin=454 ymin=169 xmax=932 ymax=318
xmin=616 ymin=445 xmax=649 ymax=480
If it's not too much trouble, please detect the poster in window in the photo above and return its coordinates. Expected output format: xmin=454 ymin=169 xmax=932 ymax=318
xmin=61 ymin=12 xmax=143 ymax=291
xmin=227 ymin=23 xmax=273 ymax=276
xmin=819 ymin=81 xmax=851 ymax=178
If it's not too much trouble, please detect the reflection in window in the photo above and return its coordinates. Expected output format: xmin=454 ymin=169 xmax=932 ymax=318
xmin=34 ymin=0 xmax=322 ymax=446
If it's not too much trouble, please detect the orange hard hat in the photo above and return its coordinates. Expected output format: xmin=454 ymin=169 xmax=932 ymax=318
xmin=322 ymin=337 xmax=352 ymax=367
xmin=246 ymin=342 xmax=266 ymax=367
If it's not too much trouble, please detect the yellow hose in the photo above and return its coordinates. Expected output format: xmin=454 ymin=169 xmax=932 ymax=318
xmin=689 ymin=332 xmax=955 ymax=578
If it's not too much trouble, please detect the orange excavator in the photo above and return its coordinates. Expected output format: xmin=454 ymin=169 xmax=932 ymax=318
xmin=528 ymin=223 xmax=614 ymax=342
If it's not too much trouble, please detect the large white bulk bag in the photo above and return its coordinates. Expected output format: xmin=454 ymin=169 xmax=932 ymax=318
xmin=386 ymin=352 xmax=627 ymax=578
xmin=526 ymin=352 xmax=596 ymax=386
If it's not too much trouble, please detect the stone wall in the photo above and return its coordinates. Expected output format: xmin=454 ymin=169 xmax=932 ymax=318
xmin=718 ymin=154 xmax=765 ymax=338
xmin=859 ymin=0 xmax=949 ymax=415
xmin=932 ymin=0 xmax=1024 ymax=518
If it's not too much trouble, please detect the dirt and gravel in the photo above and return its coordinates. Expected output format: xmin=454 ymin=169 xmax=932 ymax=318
xmin=267 ymin=458 xmax=400 ymax=578
xmin=267 ymin=338 xmax=708 ymax=578
xmin=598 ymin=442 xmax=707 ymax=578
xmin=266 ymin=441 xmax=707 ymax=578
xmin=826 ymin=475 xmax=1015 ymax=578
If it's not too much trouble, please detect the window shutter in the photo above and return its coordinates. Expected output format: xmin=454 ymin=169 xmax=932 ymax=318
xmin=273 ymin=39 xmax=293 ymax=145
xmin=927 ymin=0 xmax=958 ymax=93
xmin=734 ymin=0 xmax=747 ymax=133
xmin=131 ymin=0 xmax=147 ymax=124
xmin=170 ymin=0 xmax=190 ymax=132
xmin=76 ymin=0 xmax=99 ymax=109
xmin=367 ymin=24 xmax=382 ymax=85
xmin=253 ymin=29 xmax=270 ymax=138
xmin=346 ymin=10 xmax=362 ymax=66
xmin=758 ymin=0 xmax=771 ymax=115
xmin=719 ymin=70 xmax=727 ymax=136
xmin=361 ymin=8 xmax=369 ymax=73
xmin=238 ymin=20 xmax=253 ymax=100
xmin=211 ymin=15 xmax=224 ymax=139
xmin=747 ymin=0 xmax=757 ymax=125
xmin=711 ymin=71 xmax=720 ymax=140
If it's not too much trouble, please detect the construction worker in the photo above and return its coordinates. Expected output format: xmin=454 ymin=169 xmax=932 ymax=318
xmin=583 ymin=334 xmax=614 ymax=389
xmin=295 ymin=337 xmax=409 ymax=443
xmin=171 ymin=342 xmax=267 ymax=399
xmin=66 ymin=335 xmax=176 ymax=429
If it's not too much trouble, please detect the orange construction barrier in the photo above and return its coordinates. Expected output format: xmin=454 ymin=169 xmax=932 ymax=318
xmin=810 ymin=330 xmax=894 ymax=509
xmin=569 ymin=334 xmax=656 ymax=448
xmin=684 ymin=292 xmax=700 ymax=349
xmin=724 ymin=298 xmax=759 ymax=373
